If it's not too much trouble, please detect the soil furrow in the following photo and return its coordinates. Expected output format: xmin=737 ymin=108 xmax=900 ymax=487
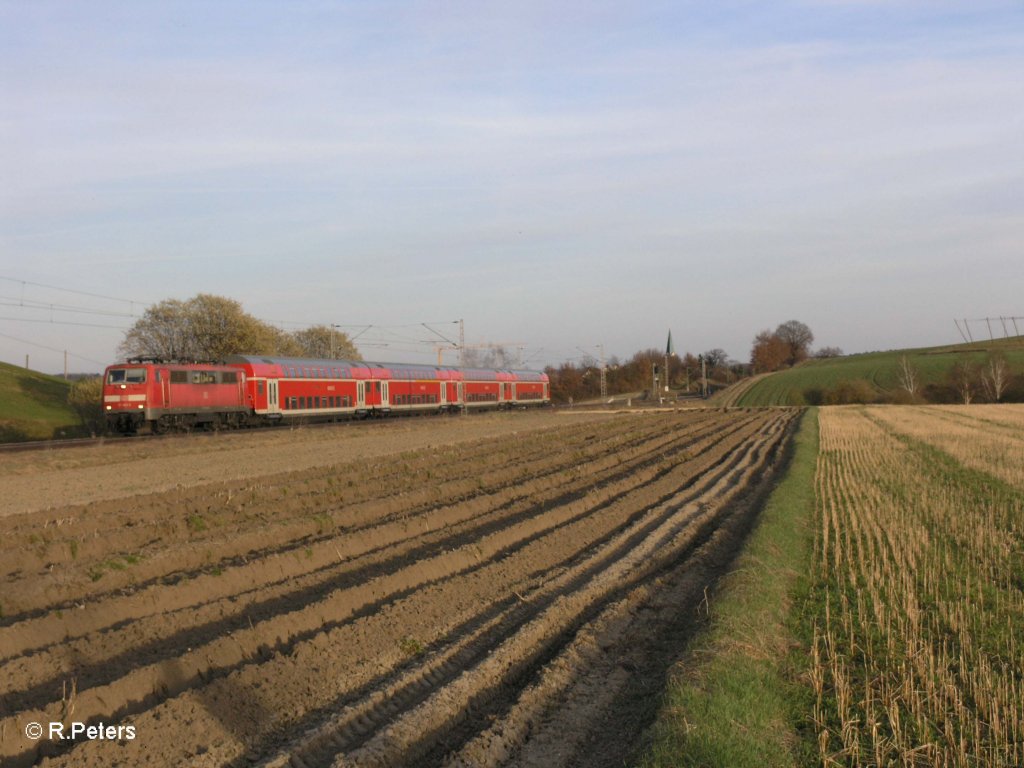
xmin=0 ymin=413 xmax=766 ymax=722
xmin=0 ymin=412 xmax=739 ymax=670
xmin=275 ymin=413 xmax=796 ymax=768
xmin=0 ymin=409 xmax=797 ymax=768
xmin=0 ymin=413 xmax=707 ymax=618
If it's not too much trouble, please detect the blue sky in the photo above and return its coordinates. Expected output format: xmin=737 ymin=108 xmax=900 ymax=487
xmin=2 ymin=1 xmax=1022 ymax=372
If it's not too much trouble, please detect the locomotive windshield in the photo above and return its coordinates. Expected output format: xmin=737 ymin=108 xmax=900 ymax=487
xmin=107 ymin=368 xmax=147 ymax=384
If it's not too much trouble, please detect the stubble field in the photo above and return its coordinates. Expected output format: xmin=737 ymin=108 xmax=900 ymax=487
xmin=0 ymin=408 xmax=797 ymax=768
xmin=810 ymin=405 xmax=1024 ymax=767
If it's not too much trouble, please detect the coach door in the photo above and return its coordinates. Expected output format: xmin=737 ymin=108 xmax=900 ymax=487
xmin=357 ymin=381 xmax=366 ymax=408
xmin=268 ymin=380 xmax=279 ymax=413
xmin=160 ymin=369 xmax=170 ymax=407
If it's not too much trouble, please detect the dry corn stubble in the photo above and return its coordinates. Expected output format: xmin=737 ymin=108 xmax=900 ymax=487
xmin=810 ymin=405 xmax=1024 ymax=767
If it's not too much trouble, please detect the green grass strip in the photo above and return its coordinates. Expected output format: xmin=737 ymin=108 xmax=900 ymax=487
xmin=636 ymin=408 xmax=819 ymax=768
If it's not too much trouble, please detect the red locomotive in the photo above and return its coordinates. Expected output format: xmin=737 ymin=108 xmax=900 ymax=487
xmin=102 ymin=355 xmax=550 ymax=434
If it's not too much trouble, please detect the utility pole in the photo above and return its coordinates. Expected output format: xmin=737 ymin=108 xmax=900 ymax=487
xmin=598 ymin=343 xmax=607 ymax=400
xmin=64 ymin=350 xmax=68 ymax=380
xmin=700 ymin=354 xmax=708 ymax=398
xmin=459 ymin=319 xmax=465 ymax=367
xmin=652 ymin=363 xmax=659 ymax=401
xmin=664 ymin=330 xmax=674 ymax=394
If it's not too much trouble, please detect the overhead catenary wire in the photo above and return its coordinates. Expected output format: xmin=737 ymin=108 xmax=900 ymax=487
xmin=0 ymin=331 xmax=110 ymax=367
xmin=0 ymin=316 xmax=132 ymax=330
xmin=0 ymin=276 xmax=149 ymax=308
xmin=0 ymin=298 xmax=140 ymax=319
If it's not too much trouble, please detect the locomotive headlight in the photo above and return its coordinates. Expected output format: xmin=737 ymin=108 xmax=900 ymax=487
xmin=106 ymin=405 xmax=112 ymax=411
xmin=138 ymin=404 xmax=145 ymax=409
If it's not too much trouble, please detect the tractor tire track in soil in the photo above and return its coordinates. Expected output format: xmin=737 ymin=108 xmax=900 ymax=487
xmin=0 ymin=408 xmax=797 ymax=768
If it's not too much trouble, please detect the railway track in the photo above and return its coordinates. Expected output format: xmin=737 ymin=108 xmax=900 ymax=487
xmin=0 ymin=409 xmax=798 ymax=768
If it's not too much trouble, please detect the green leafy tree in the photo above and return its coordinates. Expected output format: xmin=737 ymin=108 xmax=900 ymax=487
xmin=67 ymin=376 xmax=104 ymax=434
xmin=291 ymin=325 xmax=361 ymax=359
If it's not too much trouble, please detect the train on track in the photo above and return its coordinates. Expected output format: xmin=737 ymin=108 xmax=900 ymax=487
xmin=102 ymin=355 xmax=550 ymax=434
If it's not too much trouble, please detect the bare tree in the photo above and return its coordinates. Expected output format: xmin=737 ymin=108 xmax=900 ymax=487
xmin=980 ymin=353 xmax=1009 ymax=402
xmin=702 ymin=348 xmax=729 ymax=368
xmin=897 ymin=355 xmax=920 ymax=398
xmin=813 ymin=346 xmax=843 ymax=359
xmin=463 ymin=345 xmax=516 ymax=368
xmin=775 ymin=320 xmax=815 ymax=366
xmin=950 ymin=360 xmax=977 ymax=405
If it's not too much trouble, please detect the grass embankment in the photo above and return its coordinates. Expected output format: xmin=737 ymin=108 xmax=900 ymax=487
xmin=638 ymin=408 xmax=819 ymax=767
xmin=0 ymin=360 xmax=80 ymax=441
xmin=733 ymin=338 xmax=1024 ymax=406
xmin=640 ymin=404 xmax=1024 ymax=767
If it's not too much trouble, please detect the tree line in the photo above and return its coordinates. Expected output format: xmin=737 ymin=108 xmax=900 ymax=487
xmin=544 ymin=348 xmax=747 ymax=404
xmin=807 ymin=351 xmax=1023 ymax=406
xmin=68 ymin=291 xmax=1022 ymax=417
xmin=119 ymin=294 xmax=360 ymax=362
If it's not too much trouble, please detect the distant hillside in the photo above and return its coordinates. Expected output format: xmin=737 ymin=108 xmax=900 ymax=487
xmin=0 ymin=361 xmax=82 ymax=441
xmin=730 ymin=337 xmax=1024 ymax=406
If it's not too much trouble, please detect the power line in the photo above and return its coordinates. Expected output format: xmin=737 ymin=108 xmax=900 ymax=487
xmin=0 ymin=298 xmax=140 ymax=319
xmin=0 ymin=331 xmax=109 ymax=367
xmin=0 ymin=276 xmax=150 ymax=307
xmin=0 ymin=315 xmax=131 ymax=330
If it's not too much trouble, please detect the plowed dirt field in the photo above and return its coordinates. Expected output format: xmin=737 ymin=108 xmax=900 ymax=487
xmin=0 ymin=408 xmax=798 ymax=768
